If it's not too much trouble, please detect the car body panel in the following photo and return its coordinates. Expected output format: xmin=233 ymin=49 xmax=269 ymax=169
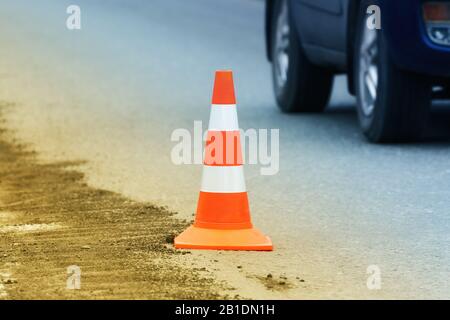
xmin=290 ymin=0 xmax=348 ymax=70
xmin=267 ymin=0 xmax=450 ymax=78
xmin=381 ymin=0 xmax=450 ymax=77
xmin=297 ymin=0 xmax=343 ymax=15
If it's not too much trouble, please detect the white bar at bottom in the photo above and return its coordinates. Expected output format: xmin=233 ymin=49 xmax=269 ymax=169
xmin=200 ymin=165 xmax=246 ymax=193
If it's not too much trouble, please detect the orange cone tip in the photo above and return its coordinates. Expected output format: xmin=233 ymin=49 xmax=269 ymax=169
xmin=174 ymin=70 xmax=273 ymax=251
xmin=211 ymin=70 xmax=236 ymax=105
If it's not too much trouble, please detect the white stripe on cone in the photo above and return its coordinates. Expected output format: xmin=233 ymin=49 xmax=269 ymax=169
xmin=208 ymin=105 xmax=239 ymax=131
xmin=200 ymin=165 xmax=246 ymax=193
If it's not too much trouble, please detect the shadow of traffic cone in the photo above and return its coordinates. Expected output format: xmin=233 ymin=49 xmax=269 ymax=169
xmin=174 ymin=70 xmax=273 ymax=251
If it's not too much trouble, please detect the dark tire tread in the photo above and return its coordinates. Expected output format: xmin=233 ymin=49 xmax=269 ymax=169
xmin=271 ymin=0 xmax=333 ymax=114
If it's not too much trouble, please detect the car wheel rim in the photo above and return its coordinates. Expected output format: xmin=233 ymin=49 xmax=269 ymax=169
xmin=358 ymin=24 xmax=379 ymax=117
xmin=274 ymin=0 xmax=290 ymax=94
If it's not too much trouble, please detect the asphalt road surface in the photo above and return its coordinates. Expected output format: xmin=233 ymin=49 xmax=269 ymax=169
xmin=0 ymin=0 xmax=449 ymax=299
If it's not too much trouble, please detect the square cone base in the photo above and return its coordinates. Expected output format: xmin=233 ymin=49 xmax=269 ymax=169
xmin=174 ymin=225 xmax=273 ymax=251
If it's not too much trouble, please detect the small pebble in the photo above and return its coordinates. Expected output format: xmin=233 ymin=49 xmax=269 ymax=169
xmin=3 ymin=278 xmax=17 ymax=284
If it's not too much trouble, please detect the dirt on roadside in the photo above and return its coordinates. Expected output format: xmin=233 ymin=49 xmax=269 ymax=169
xmin=0 ymin=104 xmax=224 ymax=299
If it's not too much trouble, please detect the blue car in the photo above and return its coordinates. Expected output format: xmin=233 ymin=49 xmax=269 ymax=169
xmin=265 ymin=0 xmax=450 ymax=142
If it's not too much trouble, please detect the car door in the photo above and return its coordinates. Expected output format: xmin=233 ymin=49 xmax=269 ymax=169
xmin=290 ymin=0 xmax=348 ymax=69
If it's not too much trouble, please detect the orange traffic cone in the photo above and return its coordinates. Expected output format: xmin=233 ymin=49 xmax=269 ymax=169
xmin=174 ymin=70 xmax=273 ymax=251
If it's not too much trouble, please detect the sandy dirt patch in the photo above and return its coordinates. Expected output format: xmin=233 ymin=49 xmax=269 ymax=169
xmin=0 ymin=105 xmax=225 ymax=299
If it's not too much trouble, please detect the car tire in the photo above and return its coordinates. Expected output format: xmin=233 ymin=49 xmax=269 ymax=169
xmin=270 ymin=0 xmax=333 ymax=113
xmin=354 ymin=0 xmax=431 ymax=143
